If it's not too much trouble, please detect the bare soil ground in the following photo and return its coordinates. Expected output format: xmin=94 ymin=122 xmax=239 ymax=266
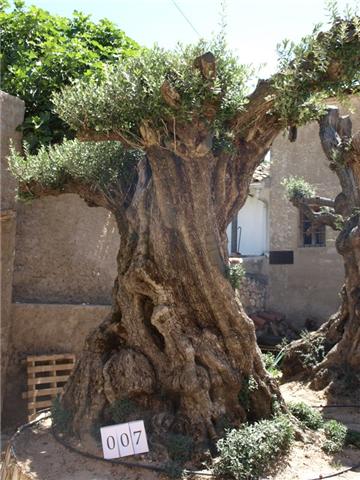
xmin=1 ymin=380 xmax=359 ymax=480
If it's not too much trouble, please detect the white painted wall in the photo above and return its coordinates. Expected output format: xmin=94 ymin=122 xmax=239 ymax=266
xmin=227 ymin=195 xmax=267 ymax=256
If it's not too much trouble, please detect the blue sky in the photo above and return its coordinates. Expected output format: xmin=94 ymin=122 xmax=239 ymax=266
xmin=18 ymin=0 xmax=358 ymax=76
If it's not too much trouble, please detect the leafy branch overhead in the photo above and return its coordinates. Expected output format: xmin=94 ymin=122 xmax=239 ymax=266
xmin=7 ymin=5 xmax=360 ymax=217
xmin=9 ymin=140 xmax=142 ymax=209
xmin=273 ymin=11 xmax=360 ymax=126
xmin=53 ymin=13 xmax=360 ymax=145
xmin=53 ymin=39 xmax=251 ymax=147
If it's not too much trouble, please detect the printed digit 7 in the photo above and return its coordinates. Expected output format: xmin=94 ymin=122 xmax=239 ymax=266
xmin=133 ymin=430 xmax=142 ymax=445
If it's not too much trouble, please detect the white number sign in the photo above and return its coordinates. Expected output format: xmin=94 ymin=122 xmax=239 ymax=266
xmin=100 ymin=420 xmax=149 ymax=459
xmin=129 ymin=420 xmax=149 ymax=454
xmin=100 ymin=425 xmax=120 ymax=459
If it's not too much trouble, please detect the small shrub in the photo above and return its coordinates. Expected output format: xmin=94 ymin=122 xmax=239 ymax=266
xmin=298 ymin=330 xmax=326 ymax=368
xmin=215 ymin=415 xmax=294 ymax=479
xmin=262 ymin=352 xmax=282 ymax=378
xmin=282 ymin=176 xmax=315 ymax=200
xmin=52 ymin=396 xmax=72 ymax=433
xmin=322 ymin=420 xmax=347 ymax=454
xmin=225 ymin=263 xmax=245 ymax=290
xmin=345 ymin=430 xmax=360 ymax=449
xmin=166 ymin=433 xmax=193 ymax=463
xmin=288 ymin=402 xmax=323 ymax=430
xmin=108 ymin=398 xmax=138 ymax=424
xmin=238 ymin=375 xmax=258 ymax=412
xmin=163 ymin=461 xmax=184 ymax=478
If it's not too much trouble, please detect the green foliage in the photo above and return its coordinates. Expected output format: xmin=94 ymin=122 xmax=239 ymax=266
xmin=166 ymin=433 xmax=193 ymax=464
xmin=282 ymin=176 xmax=316 ymax=200
xmin=238 ymin=375 xmax=258 ymax=412
xmin=52 ymin=396 xmax=72 ymax=433
xmin=0 ymin=3 xmax=139 ymax=151
xmin=262 ymin=352 xmax=283 ymax=379
xmin=298 ymin=330 xmax=326 ymax=368
xmin=345 ymin=429 xmax=360 ymax=449
xmin=288 ymin=402 xmax=324 ymax=430
xmin=9 ymin=139 xmax=141 ymax=199
xmin=273 ymin=10 xmax=360 ymax=126
xmin=215 ymin=415 xmax=294 ymax=479
xmin=225 ymin=263 xmax=246 ymax=290
xmin=108 ymin=398 xmax=138 ymax=424
xmin=322 ymin=420 xmax=347 ymax=454
xmin=163 ymin=461 xmax=184 ymax=478
xmin=53 ymin=36 xmax=251 ymax=144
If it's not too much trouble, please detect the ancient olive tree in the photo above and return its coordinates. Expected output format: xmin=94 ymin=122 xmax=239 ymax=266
xmin=9 ymin=14 xmax=360 ymax=449
xmin=282 ymin=104 xmax=360 ymax=391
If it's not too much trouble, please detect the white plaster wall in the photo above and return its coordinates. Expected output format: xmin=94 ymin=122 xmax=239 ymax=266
xmin=227 ymin=194 xmax=267 ymax=256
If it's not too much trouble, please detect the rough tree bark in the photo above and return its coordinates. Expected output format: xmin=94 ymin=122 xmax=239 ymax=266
xmin=282 ymin=106 xmax=360 ymax=392
xmin=60 ymin=107 xmax=283 ymax=446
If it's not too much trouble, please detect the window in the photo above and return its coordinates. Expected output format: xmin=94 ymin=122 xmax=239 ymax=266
xmin=300 ymin=211 xmax=326 ymax=247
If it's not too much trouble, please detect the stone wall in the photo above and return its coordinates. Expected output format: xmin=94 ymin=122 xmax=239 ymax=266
xmin=237 ymin=275 xmax=266 ymax=314
xmin=0 ymin=92 xmax=25 ymax=410
xmin=267 ymin=98 xmax=360 ymax=327
xmin=3 ymin=303 xmax=110 ymax=426
xmin=13 ymin=196 xmax=119 ymax=304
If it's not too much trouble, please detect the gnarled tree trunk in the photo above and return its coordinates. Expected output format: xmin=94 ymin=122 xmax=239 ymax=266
xmin=62 ymin=126 xmax=282 ymax=446
xmin=282 ymin=107 xmax=360 ymax=392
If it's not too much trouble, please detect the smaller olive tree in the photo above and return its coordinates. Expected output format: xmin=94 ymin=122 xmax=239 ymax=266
xmin=282 ymin=105 xmax=360 ymax=392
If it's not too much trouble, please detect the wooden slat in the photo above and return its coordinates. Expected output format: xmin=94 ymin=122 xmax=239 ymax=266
xmin=27 ymin=375 xmax=70 ymax=386
xmin=27 ymin=399 xmax=53 ymax=409
xmin=26 ymin=363 xmax=74 ymax=374
xmin=22 ymin=387 xmax=63 ymax=399
xmin=23 ymin=354 xmax=75 ymax=421
xmin=24 ymin=353 xmax=75 ymax=363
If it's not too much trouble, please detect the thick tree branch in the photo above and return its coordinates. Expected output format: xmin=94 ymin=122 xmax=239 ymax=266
xmin=290 ymin=196 xmax=342 ymax=231
xmin=230 ymin=79 xmax=277 ymax=141
xmin=301 ymin=196 xmax=335 ymax=208
xmin=215 ymin=122 xmax=279 ymax=231
xmin=319 ymin=107 xmax=360 ymax=210
xmin=18 ymin=179 xmax=116 ymax=211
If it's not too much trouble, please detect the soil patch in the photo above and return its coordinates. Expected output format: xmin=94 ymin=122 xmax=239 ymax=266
xmin=2 ymin=381 xmax=359 ymax=479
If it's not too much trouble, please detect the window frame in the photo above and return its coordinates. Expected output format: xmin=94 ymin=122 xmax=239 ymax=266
xmin=299 ymin=210 xmax=326 ymax=248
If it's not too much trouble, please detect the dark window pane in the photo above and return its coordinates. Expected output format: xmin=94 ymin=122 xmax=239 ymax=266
xmin=300 ymin=212 xmax=326 ymax=247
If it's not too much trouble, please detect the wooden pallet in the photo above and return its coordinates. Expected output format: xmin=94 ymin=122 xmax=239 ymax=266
xmin=258 ymin=344 xmax=281 ymax=353
xmin=22 ymin=353 xmax=76 ymax=421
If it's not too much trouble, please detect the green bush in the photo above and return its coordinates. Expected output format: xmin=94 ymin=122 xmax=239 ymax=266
xmin=298 ymin=330 xmax=326 ymax=368
xmin=225 ymin=263 xmax=245 ymax=290
xmin=1 ymin=0 xmax=139 ymax=152
xmin=288 ymin=402 xmax=323 ymax=430
xmin=215 ymin=415 xmax=294 ymax=479
xmin=322 ymin=420 xmax=347 ymax=454
xmin=345 ymin=430 xmax=360 ymax=449
xmin=238 ymin=375 xmax=258 ymax=412
xmin=282 ymin=176 xmax=315 ymax=200
xmin=163 ymin=461 xmax=184 ymax=478
xmin=262 ymin=352 xmax=283 ymax=379
xmin=51 ymin=396 xmax=72 ymax=433
xmin=166 ymin=433 xmax=193 ymax=463
xmin=108 ymin=398 xmax=138 ymax=424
